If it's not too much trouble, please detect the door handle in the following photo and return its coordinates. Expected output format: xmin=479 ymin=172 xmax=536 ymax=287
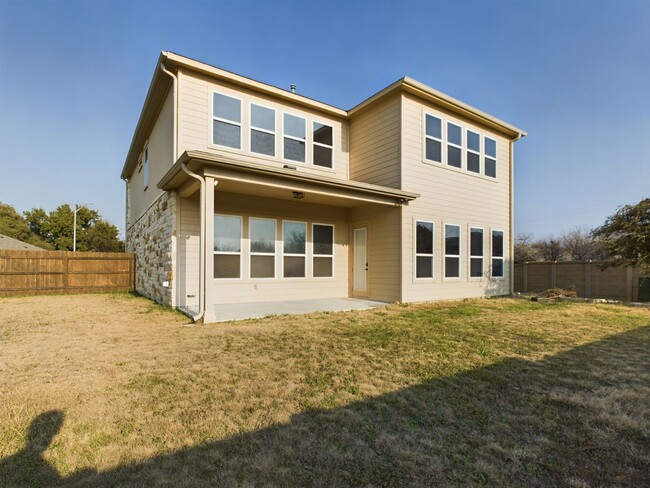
xmin=365 ymin=262 xmax=368 ymax=271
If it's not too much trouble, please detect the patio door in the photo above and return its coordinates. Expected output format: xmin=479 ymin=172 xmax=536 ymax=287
xmin=353 ymin=228 xmax=367 ymax=295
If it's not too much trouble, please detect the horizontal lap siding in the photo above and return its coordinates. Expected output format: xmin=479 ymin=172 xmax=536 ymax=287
xmin=400 ymin=94 xmax=512 ymax=302
xmin=178 ymin=196 xmax=200 ymax=308
xmin=350 ymin=204 xmax=401 ymax=302
xmin=128 ymin=89 xmax=174 ymax=227
xmin=178 ymin=70 xmax=349 ymax=181
xmin=349 ymin=95 xmax=401 ymax=189
xmin=208 ymin=192 xmax=349 ymax=304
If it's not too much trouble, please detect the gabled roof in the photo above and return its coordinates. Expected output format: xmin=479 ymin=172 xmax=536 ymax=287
xmin=121 ymin=52 xmax=526 ymax=180
xmin=0 ymin=234 xmax=44 ymax=251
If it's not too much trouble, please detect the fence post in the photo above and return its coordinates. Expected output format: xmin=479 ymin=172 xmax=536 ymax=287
xmin=551 ymin=261 xmax=557 ymax=289
xmin=584 ymin=261 xmax=591 ymax=298
xmin=523 ymin=262 xmax=528 ymax=293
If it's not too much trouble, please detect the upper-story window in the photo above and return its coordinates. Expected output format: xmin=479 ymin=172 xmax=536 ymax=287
xmin=213 ymin=93 xmax=242 ymax=149
xmin=485 ymin=137 xmax=497 ymax=178
xmin=250 ymin=104 xmax=275 ymax=157
xmin=467 ymin=130 xmax=481 ymax=174
xmin=283 ymin=114 xmax=306 ymax=163
xmin=424 ymin=112 xmax=498 ymax=179
xmin=313 ymin=122 xmax=333 ymax=168
xmin=424 ymin=114 xmax=442 ymax=163
xmin=142 ymin=145 xmax=149 ymax=190
xmin=447 ymin=122 xmax=462 ymax=168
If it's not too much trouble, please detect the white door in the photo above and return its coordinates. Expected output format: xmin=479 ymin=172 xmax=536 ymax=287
xmin=353 ymin=228 xmax=367 ymax=293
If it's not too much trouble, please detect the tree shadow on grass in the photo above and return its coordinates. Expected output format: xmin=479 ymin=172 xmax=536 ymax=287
xmin=3 ymin=327 xmax=649 ymax=487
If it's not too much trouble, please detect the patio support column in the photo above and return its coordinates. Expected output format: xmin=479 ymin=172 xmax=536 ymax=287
xmin=203 ymin=176 xmax=217 ymax=322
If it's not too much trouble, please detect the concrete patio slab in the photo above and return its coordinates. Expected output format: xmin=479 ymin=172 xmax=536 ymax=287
xmin=212 ymin=297 xmax=388 ymax=322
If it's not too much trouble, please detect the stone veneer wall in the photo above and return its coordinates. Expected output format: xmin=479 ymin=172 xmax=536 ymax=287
xmin=126 ymin=191 xmax=175 ymax=305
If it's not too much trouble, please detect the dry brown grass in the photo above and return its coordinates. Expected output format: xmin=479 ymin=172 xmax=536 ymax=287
xmin=0 ymin=293 xmax=648 ymax=487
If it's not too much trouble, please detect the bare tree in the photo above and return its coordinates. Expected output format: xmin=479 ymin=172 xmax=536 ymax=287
xmin=561 ymin=228 xmax=595 ymax=261
xmin=533 ymin=236 xmax=564 ymax=261
xmin=514 ymin=233 xmax=538 ymax=263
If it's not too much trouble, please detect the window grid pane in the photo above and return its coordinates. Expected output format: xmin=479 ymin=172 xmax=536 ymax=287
xmin=445 ymin=224 xmax=460 ymax=278
xmin=415 ymin=221 xmax=434 ymax=279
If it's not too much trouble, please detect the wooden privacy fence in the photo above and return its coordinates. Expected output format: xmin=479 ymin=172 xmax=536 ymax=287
xmin=514 ymin=261 xmax=649 ymax=302
xmin=0 ymin=250 xmax=135 ymax=297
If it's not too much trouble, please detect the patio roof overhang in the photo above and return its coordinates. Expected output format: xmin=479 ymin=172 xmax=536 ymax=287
xmin=158 ymin=151 xmax=419 ymax=207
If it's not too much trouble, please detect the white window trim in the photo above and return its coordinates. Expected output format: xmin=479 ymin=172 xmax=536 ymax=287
xmin=444 ymin=223 xmax=462 ymax=280
xmin=423 ymin=113 xmax=443 ymax=164
xmin=484 ymin=136 xmax=498 ymax=179
xmin=446 ymin=122 xmax=463 ymax=170
xmin=466 ymin=130 xmax=481 ymax=175
xmin=312 ymin=121 xmax=334 ymax=169
xmin=211 ymin=91 xmax=243 ymax=150
xmin=414 ymin=219 xmax=435 ymax=280
xmin=491 ymin=228 xmax=505 ymax=279
xmin=312 ymin=223 xmax=335 ymax=279
xmin=282 ymin=112 xmax=307 ymax=164
xmin=469 ymin=226 xmax=484 ymax=280
xmin=249 ymin=217 xmax=277 ymax=280
xmin=214 ymin=214 xmax=243 ymax=280
xmin=250 ymin=103 xmax=276 ymax=157
xmin=282 ymin=220 xmax=307 ymax=279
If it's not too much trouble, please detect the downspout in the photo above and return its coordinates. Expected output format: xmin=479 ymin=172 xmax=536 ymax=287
xmin=181 ymin=162 xmax=206 ymax=322
xmin=510 ymin=133 xmax=524 ymax=296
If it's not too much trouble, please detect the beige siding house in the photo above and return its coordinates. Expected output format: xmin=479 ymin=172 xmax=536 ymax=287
xmin=121 ymin=52 xmax=525 ymax=322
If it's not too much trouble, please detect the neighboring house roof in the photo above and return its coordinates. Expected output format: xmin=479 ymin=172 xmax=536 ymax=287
xmin=0 ymin=234 xmax=44 ymax=251
xmin=121 ymin=51 xmax=527 ymax=180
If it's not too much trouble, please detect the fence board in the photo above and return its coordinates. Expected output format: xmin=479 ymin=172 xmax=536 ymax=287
xmin=0 ymin=250 xmax=135 ymax=297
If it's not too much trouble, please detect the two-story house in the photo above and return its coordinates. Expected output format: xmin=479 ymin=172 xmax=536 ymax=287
xmin=121 ymin=52 xmax=526 ymax=322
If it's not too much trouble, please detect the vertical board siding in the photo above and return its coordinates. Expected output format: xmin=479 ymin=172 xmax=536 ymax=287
xmin=0 ymin=251 xmax=134 ymax=296
xmin=349 ymin=95 xmax=401 ymax=188
xmin=400 ymin=93 xmax=512 ymax=302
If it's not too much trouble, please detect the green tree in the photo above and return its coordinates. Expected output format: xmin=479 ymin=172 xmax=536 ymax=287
xmin=592 ymin=198 xmax=650 ymax=271
xmin=0 ymin=202 xmax=51 ymax=248
xmin=23 ymin=204 xmax=123 ymax=252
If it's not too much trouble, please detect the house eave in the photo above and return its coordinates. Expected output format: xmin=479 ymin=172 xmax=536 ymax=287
xmin=348 ymin=77 xmax=527 ymax=140
xmin=158 ymin=151 xmax=419 ymax=207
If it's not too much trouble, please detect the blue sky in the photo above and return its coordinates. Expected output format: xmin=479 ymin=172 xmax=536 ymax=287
xmin=0 ymin=0 xmax=648 ymax=239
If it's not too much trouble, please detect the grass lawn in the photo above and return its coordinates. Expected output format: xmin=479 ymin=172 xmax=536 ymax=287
xmin=0 ymin=294 xmax=648 ymax=487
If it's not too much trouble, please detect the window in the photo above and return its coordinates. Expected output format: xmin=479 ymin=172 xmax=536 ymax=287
xmin=214 ymin=215 xmax=242 ymax=278
xmin=213 ymin=93 xmax=241 ymax=149
xmin=425 ymin=114 xmax=442 ymax=163
xmin=313 ymin=122 xmax=333 ymax=168
xmin=283 ymin=114 xmax=306 ymax=162
xmin=250 ymin=104 xmax=275 ymax=157
xmin=444 ymin=224 xmax=461 ymax=278
xmin=492 ymin=230 xmax=504 ymax=278
xmin=283 ymin=221 xmax=306 ymax=277
xmin=250 ymin=218 xmax=276 ymax=278
xmin=415 ymin=221 xmax=434 ymax=279
xmin=470 ymin=227 xmax=484 ymax=278
xmin=485 ymin=137 xmax=497 ymax=178
xmin=141 ymin=145 xmax=149 ymax=190
xmin=313 ymin=224 xmax=334 ymax=277
xmin=467 ymin=130 xmax=480 ymax=174
xmin=447 ymin=122 xmax=462 ymax=168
